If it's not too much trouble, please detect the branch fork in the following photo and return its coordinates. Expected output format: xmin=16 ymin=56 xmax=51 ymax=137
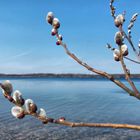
xmin=1 ymin=0 xmax=140 ymax=133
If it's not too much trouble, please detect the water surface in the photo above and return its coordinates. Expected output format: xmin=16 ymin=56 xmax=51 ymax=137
xmin=0 ymin=78 xmax=140 ymax=140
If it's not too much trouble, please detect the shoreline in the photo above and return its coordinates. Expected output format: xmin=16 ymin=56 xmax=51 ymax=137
xmin=0 ymin=73 xmax=140 ymax=79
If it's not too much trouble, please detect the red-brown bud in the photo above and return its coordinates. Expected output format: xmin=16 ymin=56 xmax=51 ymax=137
xmin=7 ymin=95 xmax=14 ymax=102
xmin=59 ymin=117 xmax=65 ymax=122
xmin=56 ymin=40 xmax=61 ymax=45
xmin=58 ymin=34 xmax=63 ymax=41
xmin=51 ymin=28 xmax=57 ymax=36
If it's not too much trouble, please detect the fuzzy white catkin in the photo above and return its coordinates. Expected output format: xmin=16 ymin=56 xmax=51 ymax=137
xmin=38 ymin=108 xmax=47 ymax=118
xmin=116 ymin=14 xmax=124 ymax=23
xmin=47 ymin=12 xmax=54 ymax=19
xmin=11 ymin=106 xmax=24 ymax=118
xmin=113 ymin=49 xmax=120 ymax=61
xmin=52 ymin=18 xmax=60 ymax=29
xmin=1 ymin=80 xmax=13 ymax=95
xmin=13 ymin=90 xmax=22 ymax=101
xmin=121 ymin=44 xmax=128 ymax=52
xmin=25 ymin=99 xmax=34 ymax=113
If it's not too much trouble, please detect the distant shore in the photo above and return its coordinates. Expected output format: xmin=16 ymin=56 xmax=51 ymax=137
xmin=0 ymin=73 xmax=140 ymax=79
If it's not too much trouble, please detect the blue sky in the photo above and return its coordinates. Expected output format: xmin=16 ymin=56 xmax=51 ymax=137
xmin=0 ymin=0 xmax=140 ymax=74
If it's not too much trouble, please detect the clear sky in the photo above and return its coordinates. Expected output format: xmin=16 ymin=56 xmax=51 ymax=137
xmin=0 ymin=0 xmax=140 ymax=74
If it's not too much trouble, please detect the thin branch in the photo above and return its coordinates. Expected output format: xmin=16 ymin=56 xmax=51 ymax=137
xmin=109 ymin=1 xmax=140 ymax=95
xmin=124 ymin=56 xmax=140 ymax=64
xmin=124 ymin=31 xmax=140 ymax=61
xmin=2 ymin=90 xmax=140 ymax=131
xmin=118 ymin=26 xmax=140 ymax=96
xmin=55 ymin=34 xmax=140 ymax=100
xmin=106 ymin=43 xmax=140 ymax=64
xmin=110 ymin=0 xmax=116 ymax=19
xmin=123 ymin=30 xmax=136 ymax=52
xmin=54 ymin=121 xmax=140 ymax=131
xmin=128 ymin=13 xmax=138 ymax=38
xmin=119 ymin=51 xmax=140 ymax=96
xmin=110 ymin=0 xmax=139 ymax=57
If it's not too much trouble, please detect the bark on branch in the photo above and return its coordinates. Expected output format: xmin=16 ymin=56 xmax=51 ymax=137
xmin=55 ymin=34 xmax=140 ymax=100
xmin=2 ymin=91 xmax=140 ymax=131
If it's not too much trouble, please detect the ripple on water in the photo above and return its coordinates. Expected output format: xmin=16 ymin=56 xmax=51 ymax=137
xmin=0 ymin=78 xmax=140 ymax=140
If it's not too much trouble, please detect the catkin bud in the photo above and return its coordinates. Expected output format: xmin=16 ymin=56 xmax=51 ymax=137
xmin=121 ymin=44 xmax=128 ymax=56
xmin=128 ymin=22 xmax=134 ymax=29
xmin=56 ymin=40 xmax=61 ymax=45
xmin=52 ymin=18 xmax=60 ymax=29
xmin=51 ymin=28 xmax=58 ymax=36
xmin=114 ymin=32 xmax=123 ymax=45
xmin=29 ymin=103 xmax=37 ymax=113
xmin=114 ymin=14 xmax=125 ymax=27
xmin=58 ymin=117 xmax=65 ymax=122
xmin=131 ymin=13 xmax=138 ymax=22
xmin=1 ymin=80 xmax=13 ymax=96
xmin=13 ymin=90 xmax=25 ymax=106
xmin=11 ymin=106 xmax=25 ymax=119
xmin=25 ymin=99 xmax=37 ymax=113
xmin=47 ymin=12 xmax=54 ymax=25
xmin=38 ymin=108 xmax=47 ymax=118
xmin=113 ymin=49 xmax=120 ymax=61
xmin=128 ymin=29 xmax=131 ymax=34
xmin=58 ymin=34 xmax=63 ymax=41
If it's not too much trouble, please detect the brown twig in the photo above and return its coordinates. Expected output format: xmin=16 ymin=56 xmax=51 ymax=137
xmin=109 ymin=0 xmax=138 ymax=54
xmin=119 ymin=46 xmax=140 ymax=96
xmin=54 ymin=121 xmax=140 ymax=130
xmin=128 ymin=13 xmax=138 ymax=39
xmin=122 ymin=29 xmax=136 ymax=52
xmin=2 ymin=91 xmax=140 ymax=131
xmin=110 ymin=0 xmax=116 ymax=19
xmin=109 ymin=0 xmax=140 ymax=96
xmin=54 ymin=34 xmax=140 ymax=99
xmin=124 ymin=56 xmax=140 ymax=64
xmin=118 ymin=26 xmax=140 ymax=96
xmin=106 ymin=43 xmax=140 ymax=64
xmin=1 ymin=0 xmax=140 ymax=133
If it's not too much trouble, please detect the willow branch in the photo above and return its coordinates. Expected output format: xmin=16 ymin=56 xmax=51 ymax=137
xmin=123 ymin=30 xmax=136 ymax=52
xmin=54 ymin=121 xmax=140 ymax=130
xmin=54 ymin=34 xmax=140 ymax=99
xmin=109 ymin=0 xmax=140 ymax=96
xmin=106 ymin=43 xmax=140 ymax=64
xmin=2 ymin=90 xmax=140 ymax=131
xmin=124 ymin=56 xmax=140 ymax=64
xmin=110 ymin=0 xmax=138 ymax=54
xmin=118 ymin=26 xmax=140 ymax=96
xmin=110 ymin=0 xmax=116 ymax=19
xmin=119 ymin=47 xmax=140 ymax=96
xmin=122 ymin=29 xmax=140 ymax=61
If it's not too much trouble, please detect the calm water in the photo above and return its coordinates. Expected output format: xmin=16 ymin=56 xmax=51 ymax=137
xmin=0 ymin=78 xmax=140 ymax=140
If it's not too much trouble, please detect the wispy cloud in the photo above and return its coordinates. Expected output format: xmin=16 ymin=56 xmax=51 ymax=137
xmin=11 ymin=51 xmax=31 ymax=59
xmin=0 ymin=51 xmax=32 ymax=63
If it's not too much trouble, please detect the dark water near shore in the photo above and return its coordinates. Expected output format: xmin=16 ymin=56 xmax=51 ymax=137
xmin=0 ymin=78 xmax=140 ymax=140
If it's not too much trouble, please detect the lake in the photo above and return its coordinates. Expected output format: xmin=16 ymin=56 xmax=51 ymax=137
xmin=0 ymin=78 xmax=140 ymax=140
